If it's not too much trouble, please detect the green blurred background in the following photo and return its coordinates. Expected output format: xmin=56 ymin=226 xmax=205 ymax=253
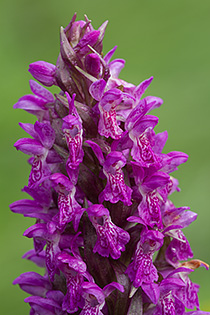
xmin=1 ymin=0 xmax=210 ymax=313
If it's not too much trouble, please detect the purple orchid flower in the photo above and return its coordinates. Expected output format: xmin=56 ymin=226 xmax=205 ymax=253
xmin=86 ymin=140 xmax=132 ymax=206
xmin=165 ymin=229 xmax=194 ymax=267
xmin=50 ymin=173 xmax=84 ymax=231
xmin=56 ymin=251 xmax=88 ymax=313
xmin=89 ymin=80 xmax=125 ymax=139
xmin=62 ymin=93 xmax=84 ymax=185
xmin=23 ymin=223 xmax=61 ymax=281
xmin=126 ymin=229 xmax=164 ymax=290
xmin=131 ymin=161 xmax=171 ymax=228
xmin=14 ymin=120 xmax=55 ymax=187
xmin=87 ymin=204 xmax=130 ymax=259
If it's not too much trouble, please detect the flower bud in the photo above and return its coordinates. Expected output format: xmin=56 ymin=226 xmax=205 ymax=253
xmin=28 ymin=61 xmax=56 ymax=86
xmin=85 ymin=53 xmax=101 ymax=78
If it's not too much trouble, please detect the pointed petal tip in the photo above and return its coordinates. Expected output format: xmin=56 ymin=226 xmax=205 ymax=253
xmin=98 ymin=19 xmax=109 ymax=31
xmin=102 ymin=20 xmax=109 ymax=27
xmin=13 ymin=102 xmax=21 ymax=109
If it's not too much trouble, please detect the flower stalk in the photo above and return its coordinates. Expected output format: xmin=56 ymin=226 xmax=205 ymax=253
xmin=10 ymin=14 xmax=209 ymax=315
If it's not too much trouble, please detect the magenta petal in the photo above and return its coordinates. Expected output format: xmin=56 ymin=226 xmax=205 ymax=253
xmin=23 ymin=223 xmax=48 ymax=239
xmin=160 ymin=278 xmax=186 ymax=294
xmin=163 ymin=206 xmax=197 ymax=229
xmin=131 ymin=161 xmax=145 ymax=185
xmin=19 ymin=122 xmax=37 ymax=139
xmin=13 ymin=272 xmax=51 ymax=297
xmin=131 ymin=115 xmax=159 ymax=137
xmin=14 ymin=138 xmax=46 ymax=155
xmin=109 ymin=59 xmax=125 ymax=78
xmin=64 ymin=130 xmax=84 ymax=170
xmin=19 ymin=94 xmax=48 ymax=107
xmin=144 ymin=96 xmax=163 ymax=112
xmin=89 ymin=79 xmax=106 ymax=101
xmin=103 ymin=282 xmax=124 ymax=297
xmin=125 ymin=99 xmax=148 ymax=131
xmin=161 ymin=151 xmax=189 ymax=173
xmin=166 ymin=231 xmax=193 ymax=266
xmin=14 ymin=95 xmax=46 ymax=111
xmin=133 ymin=76 xmax=153 ymax=99
xmin=154 ymin=290 xmax=184 ymax=315
xmin=163 ymin=267 xmax=193 ymax=279
xmin=51 ymin=173 xmax=84 ymax=231
xmin=141 ymin=171 xmax=170 ymax=193
xmin=176 ymin=278 xmax=200 ymax=309
xmin=50 ymin=173 xmax=73 ymax=191
xmin=85 ymin=140 xmax=105 ymax=165
xmin=63 ymin=114 xmax=80 ymax=126
xmin=100 ymin=88 xmax=122 ymax=111
xmin=81 ymin=282 xmax=105 ymax=304
xmin=22 ymin=249 xmax=46 ymax=268
xmin=34 ymin=121 xmax=55 ymax=149
xmin=103 ymin=46 xmax=117 ymax=63
xmin=111 ymin=131 xmax=133 ymax=152
xmin=74 ymin=30 xmax=100 ymax=56
xmin=10 ymin=199 xmax=43 ymax=215
xmin=28 ymin=156 xmax=51 ymax=188
xmin=57 ymin=252 xmax=86 ymax=274
xmin=175 ymin=210 xmax=197 ymax=228
xmin=46 ymin=290 xmax=65 ymax=305
xmin=29 ymin=80 xmax=54 ymax=103
xmin=153 ymin=130 xmax=168 ymax=154
xmin=62 ymin=109 xmax=84 ymax=173
xmin=25 ymin=295 xmax=62 ymax=315
xmin=141 ymin=282 xmax=160 ymax=304
xmin=65 ymin=166 xmax=79 ymax=186
xmin=142 ymin=230 xmax=164 ymax=250
xmin=64 ymin=92 xmax=77 ymax=116
xmin=98 ymin=111 xmax=123 ymax=139
xmin=125 ymin=97 xmax=162 ymax=132
xmin=87 ymin=204 xmax=109 ymax=217
xmin=103 ymin=151 xmax=126 ymax=169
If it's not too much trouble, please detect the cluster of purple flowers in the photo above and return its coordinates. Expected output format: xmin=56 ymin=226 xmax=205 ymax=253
xmin=11 ymin=14 xmax=209 ymax=314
